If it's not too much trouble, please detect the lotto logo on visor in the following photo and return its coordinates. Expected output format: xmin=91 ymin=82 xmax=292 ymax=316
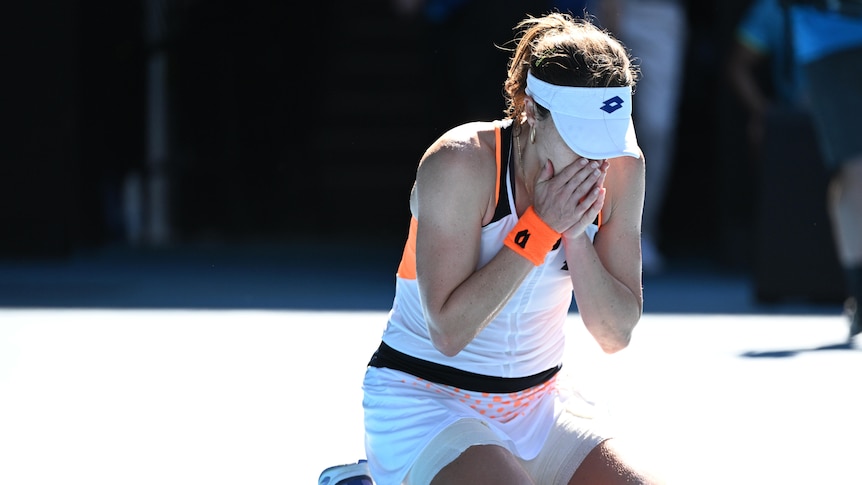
xmin=525 ymin=71 xmax=639 ymax=160
xmin=600 ymin=96 xmax=624 ymax=113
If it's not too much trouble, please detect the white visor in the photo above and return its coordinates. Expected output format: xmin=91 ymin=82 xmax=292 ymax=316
xmin=525 ymin=71 xmax=639 ymax=160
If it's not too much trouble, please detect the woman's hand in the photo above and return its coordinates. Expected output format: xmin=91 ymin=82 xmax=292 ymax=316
xmin=532 ymin=157 xmax=608 ymax=237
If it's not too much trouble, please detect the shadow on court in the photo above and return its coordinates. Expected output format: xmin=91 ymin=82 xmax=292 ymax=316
xmin=741 ymin=341 xmax=855 ymax=358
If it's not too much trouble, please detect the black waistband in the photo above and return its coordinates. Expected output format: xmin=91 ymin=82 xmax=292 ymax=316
xmin=367 ymin=341 xmax=561 ymax=393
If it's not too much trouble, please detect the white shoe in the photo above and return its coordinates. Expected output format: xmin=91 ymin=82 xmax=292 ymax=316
xmin=318 ymin=459 xmax=373 ymax=485
xmin=641 ymin=237 xmax=665 ymax=275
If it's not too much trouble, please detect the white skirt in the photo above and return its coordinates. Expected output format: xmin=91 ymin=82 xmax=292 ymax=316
xmin=362 ymin=366 xmax=610 ymax=484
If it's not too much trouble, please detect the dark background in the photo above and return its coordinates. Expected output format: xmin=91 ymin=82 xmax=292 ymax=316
xmin=0 ymin=0 xmax=834 ymax=292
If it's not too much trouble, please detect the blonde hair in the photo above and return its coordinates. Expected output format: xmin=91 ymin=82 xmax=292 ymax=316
xmin=503 ymin=12 xmax=639 ymax=124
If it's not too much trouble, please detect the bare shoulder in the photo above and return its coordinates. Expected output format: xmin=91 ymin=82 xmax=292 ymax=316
xmin=607 ymin=152 xmax=645 ymax=180
xmin=603 ymin=153 xmax=646 ymax=224
xmin=420 ymin=121 xmax=498 ymax=169
xmin=413 ymin=121 xmax=500 ymax=218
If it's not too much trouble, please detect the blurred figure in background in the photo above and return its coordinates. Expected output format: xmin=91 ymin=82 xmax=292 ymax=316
xmin=587 ymin=0 xmax=689 ymax=274
xmin=731 ymin=0 xmax=862 ymax=340
xmin=782 ymin=1 xmax=862 ymax=340
xmin=726 ymin=0 xmax=831 ymax=303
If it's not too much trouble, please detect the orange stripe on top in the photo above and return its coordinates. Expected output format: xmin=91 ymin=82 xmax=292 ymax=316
xmin=396 ymin=124 xmax=504 ymax=281
xmin=396 ymin=217 xmax=418 ymax=280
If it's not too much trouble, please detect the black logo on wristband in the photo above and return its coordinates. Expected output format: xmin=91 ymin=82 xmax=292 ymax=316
xmin=514 ymin=229 xmax=530 ymax=248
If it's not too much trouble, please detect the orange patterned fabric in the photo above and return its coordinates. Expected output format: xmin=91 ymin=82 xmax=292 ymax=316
xmin=398 ymin=375 xmax=557 ymax=424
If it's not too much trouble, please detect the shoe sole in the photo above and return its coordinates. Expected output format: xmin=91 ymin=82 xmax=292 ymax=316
xmin=318 ymin=460 xmax=373 ymax=485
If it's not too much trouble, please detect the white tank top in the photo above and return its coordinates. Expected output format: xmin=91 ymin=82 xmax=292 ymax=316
xmin=380 ymin=121 xmax=598 ymax=378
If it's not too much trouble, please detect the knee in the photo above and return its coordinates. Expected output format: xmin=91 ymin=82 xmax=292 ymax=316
xmin=570 ymin=439 xmax=665 ymax=485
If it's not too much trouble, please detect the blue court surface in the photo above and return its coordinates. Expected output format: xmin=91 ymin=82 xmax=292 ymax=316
xmin=1 ymin=243 xmax=859 ymax=484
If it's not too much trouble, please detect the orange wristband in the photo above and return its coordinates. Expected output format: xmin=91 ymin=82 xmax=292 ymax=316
xmin=504 ymin=206 xmax=561 ymax=265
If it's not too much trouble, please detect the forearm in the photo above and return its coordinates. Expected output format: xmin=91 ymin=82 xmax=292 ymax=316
xmin=564 ymin=233 xmax=642 ymax=353
xmin=423 ymin=249 xmax=534 ymax=357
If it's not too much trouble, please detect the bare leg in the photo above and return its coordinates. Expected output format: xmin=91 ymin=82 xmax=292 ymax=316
xmin=828 ymin=157 xmax=862 ymax=267
xmin=568 ymin=439 xmax=665 ymax=485
xmin=430 ymin=445 xmax=534 ymax=485
xmin=829 ymin=157 xmax=862 ymax=337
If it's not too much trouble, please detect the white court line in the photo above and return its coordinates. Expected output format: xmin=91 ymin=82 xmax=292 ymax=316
xmin=0 ymin=310 xmax=859 ymax=484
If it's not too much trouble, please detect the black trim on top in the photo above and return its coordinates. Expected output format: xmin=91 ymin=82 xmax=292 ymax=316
xmin=491 ymin=120 xmax=514 ymax=224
